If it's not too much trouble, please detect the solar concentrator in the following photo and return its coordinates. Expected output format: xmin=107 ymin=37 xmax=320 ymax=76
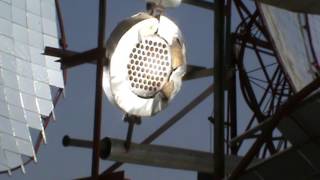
xmin=103 ymin=12 xmax=186 ymax=117
xmin=0 ymin=0 xmax=63 ymax=174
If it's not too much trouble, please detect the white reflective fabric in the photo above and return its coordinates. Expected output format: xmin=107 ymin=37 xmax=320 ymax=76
xmin=104 ymin=13 xmax=186 ymax=117
xmin=0 ymin=0 xmax=64 ymax=173
xmin=259 ymin=4 xmax=320 ymax=91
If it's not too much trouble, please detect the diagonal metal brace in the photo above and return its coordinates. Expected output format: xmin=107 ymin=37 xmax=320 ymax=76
xmin=43 ymin=47 xmax=106 ymax=69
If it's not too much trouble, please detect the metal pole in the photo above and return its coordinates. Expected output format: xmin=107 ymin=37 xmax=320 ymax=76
xmin=225 ymin=0 xmax=237 ymax=155
xmin=213 ymin=0 xmax=226 ymax=179
xmin=62 ymin=136 xmax=248 ymax=175
xmin=102 ymin=84 xmax=214 ymax=175
xmin=91 ymin=0 xmax=106 ymax=178
xmin=229 ymin=51 xmax=238 ymax=155
xmin=101 ymin=138 xmax=216 ymax=173
xmin=54 ymin=0 xmax=68 ymax=86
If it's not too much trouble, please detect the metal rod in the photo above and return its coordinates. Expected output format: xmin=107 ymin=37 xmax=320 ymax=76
xmin=229 ymin=117 xmax=272 ymax=146
xmin=213 ymin=0 xmax=226 ymax=178
xmin=235 ymin=13 xmax=278 ymax=153
xmin=124 ymin=120 xmax=135 ymax=151
xmin=198 ymin=173 xmax=213 ymax=180
xmin=183 ymin=67 xmax=214 ymax=81
xmin=76 ymin=171 xmax=125 ymax=180
xmin=63 ymin=135 xmax=92 ymax=148
xmin=57 ymin=48 xmax=104 ymax=69
xmin=234 ymin=33 xmax=272 ymax=50
xmin=102 ymin=84 xmax=214 ymax=175
xmin=91 ymin=0 xmax=107 ymax=178
xmin=55 ymin=0 xmax=68 ymax=49
xmin=43 ymin=47 xmax=77 ymax=57
xmin=44 ymin=48 xmax=210 ymax=76
xmin=238 ymin=43 xmax=274 ymax=56
xmin=225 ymin=0 xmax=238 ymax=156
xmin=229 ymin=41 xmax=238 ymax=155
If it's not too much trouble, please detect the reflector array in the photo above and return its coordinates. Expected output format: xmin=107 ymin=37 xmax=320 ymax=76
xmin=259 ymin=3 xmax=320 ymax=91
xmin=0 ymin=0 xmax=63 ymax=174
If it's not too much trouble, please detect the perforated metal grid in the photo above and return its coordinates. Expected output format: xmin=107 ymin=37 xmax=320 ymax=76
xmin=127 ymin=36 xmax=171 ymax=97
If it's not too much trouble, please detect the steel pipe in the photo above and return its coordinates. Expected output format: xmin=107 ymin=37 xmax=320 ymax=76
xmin=100 ymin=137 xmax=213 ymax=173
xmin=100 ymin=137 xmax=244 ymax=174
xmin=63 ymin=135 xmax=92 ymax=148
xmin=62 ymin=136 xmax=251 ymax=174
xmin=91 ymin=0 xmax=107 ymax=177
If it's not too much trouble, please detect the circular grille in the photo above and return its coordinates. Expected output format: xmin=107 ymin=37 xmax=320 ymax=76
xmin=127 ymin=36 xmax=171 ymax=97
xmin=104 ymin=13 xmax=186 ymax=117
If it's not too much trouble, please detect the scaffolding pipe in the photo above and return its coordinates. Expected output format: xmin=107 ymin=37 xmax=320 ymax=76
xmin=100 ymin=137 xmax=214 ymax=173
xmin=63 ymin=136 xmax=249 ymax=175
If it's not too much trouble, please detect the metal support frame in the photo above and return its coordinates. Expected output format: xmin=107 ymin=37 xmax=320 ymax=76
xmin=44 ymin=47 xmax=214 ymax=81
xmin=46 ymin=0 xmax=306 ymax=179
xmin=228 ymin=76 xmax=320 ymax=179
xmin=227 ymin=0 xmax=301 ymax=179
xmin=230 ymin=0 xmax=295 ymax=159
xmin=213 ymin=0 xmax=226 ymax=179
xmin=63 ymin=136 xmax=253 ymax=175
xmin=102 ymin=84 xmax=214 ymax=175
xmin=91 ymin=0 xmax=107 ymax=178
